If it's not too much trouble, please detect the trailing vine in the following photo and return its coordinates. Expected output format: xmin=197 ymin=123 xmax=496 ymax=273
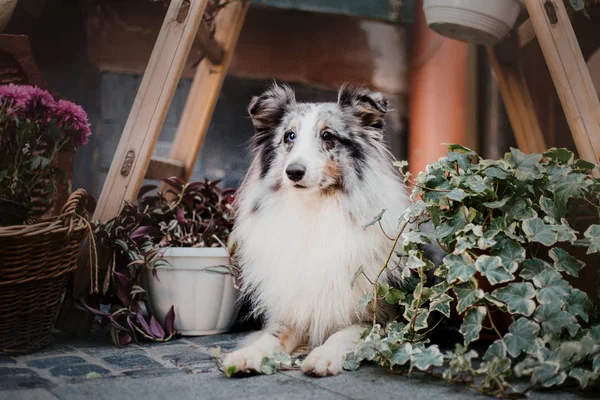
xmin=345 ymin=145 xmax=600 ymax=396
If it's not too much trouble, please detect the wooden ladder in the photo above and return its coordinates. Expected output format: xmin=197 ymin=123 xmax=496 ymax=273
xmin=55 ymin=0 xmax=248 ymax=335
xmin=94 ymin=0 xmax=248 ymax=220
xmin=487 ymin=0 xmax=600 ymax=165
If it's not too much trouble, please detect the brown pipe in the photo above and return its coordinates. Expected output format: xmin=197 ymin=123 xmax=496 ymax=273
xmin=408 ymin=0 xmax=469 ymax=177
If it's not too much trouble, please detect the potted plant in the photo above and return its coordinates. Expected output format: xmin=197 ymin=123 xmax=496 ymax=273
xmin=342 ymin=145 xmax=600 ymax=396
xmin=87 ymin=177 xmax=239 ymax=345
xmin=0 ymin=83 xmax=91 ymax=226
xmin=423 ymin=0 xmax=522 ymax=45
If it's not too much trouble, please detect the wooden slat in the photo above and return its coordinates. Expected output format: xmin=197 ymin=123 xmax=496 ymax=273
xmin=196 ymin=20 xmax=225 ymax=65
xmin=146 ymin=157 xmax=186 ymax=179
xmin=517 ymin=18 xmax=536 ymax=48
xmin=486 ymin=44 xmax=547 ymax=154
xmin=524 ymin=0 xmax=600 ymax=165
xmin=55 ymin=0 xmax=211 ymax=337
xmin=168 ymin=0 xmax=249 ymax=181
xmin=93 ymin=0 xmax=209 ymax=221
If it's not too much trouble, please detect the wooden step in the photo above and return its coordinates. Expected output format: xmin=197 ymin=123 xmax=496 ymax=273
xmin=517 ymin=18 xmax=535 ymax=48
xmin=196 ymin=19 xmax=225 ymax=65
xmin=145 ymin=156 xmax=186 ymax=179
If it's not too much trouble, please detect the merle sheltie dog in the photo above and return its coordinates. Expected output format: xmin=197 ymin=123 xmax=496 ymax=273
xmin=223 ymin=83 xmax=411 ymax=377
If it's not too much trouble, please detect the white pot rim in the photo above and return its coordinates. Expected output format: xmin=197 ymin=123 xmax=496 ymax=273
xmin=160 ymin=246 xmax=229 ymax=258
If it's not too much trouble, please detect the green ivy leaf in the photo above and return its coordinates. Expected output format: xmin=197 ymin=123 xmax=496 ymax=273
xmin=448 ymin=151 xmax=473 ymax=172
xmin=504 ymin=318 xmax=540 ymax=357
xmin=393 ymin=160 xmax=409 ymax=169
xmin=0 ymin=170 xmax=7 ymax=182
xmin=520 ymin=258 xmax=551 ymax=280
xmin=459 ymin=306 xmax=486 ymax=344
xmin=402 ymin=201 xmax=428 ymax=222
xmin=532 ymin=269 xmax=571 ymax=305
xmin=464 ymin=175 xmax=489 ymax=193
xmin=385 ymin=288 xmax=406 ymax=305
xmin=350 ymin=265 xmax=364 ymax=289
xmin=522 ymin=218 xmax=557 ymax=247
xmin=491 ymin=238 xmax=525 ymax=273
xmin=543 ymin=147 xmax=574 ymax=164
xmin=486 ymin=358 xmax=511 ymax=380
xmin=406 ymin=253 xmax=426 ymax=269
xmin=533 ymin=303 xmax=578 ymax=336
xmin=492 ymin=282 xmax=536 ymax=316
xmin=410 ymin=345 xmax=444 ymax=371
xmin=475 ymin=255 xmax=514 ymax=285
xmin=429 ymin=293 xmax=453 ymax=318
xmin=225 ymin=365 xmax=238 ymax=377
xmin=402 ymin=230 xmax=431 ymax=245
xmin=483 ymin=340 xmax=507 ymax=362
xmin=436 ymin=207 xmax=469 ymax=239
xmin=446 ymin=188 xmax=467 ymax=202
xmin=444 ymin=253 xmax=476 ymax=283
xmin=539 ymin=195 xmax=557 ymax=222
xmin=531 ymin=362 xmax=567 ymax=387
xmin=342 ymin=352 xmax=361 ymax=371
xmin=363 ymin=209 xmax=386 ymax=229
xmin=260 ymin=357 xmax=278 ymax=375
xmin=356 ymin=292 xmax=374 ymax=312
xmin=549 ymin=173 xmax=589 ymax=219
xmin=583 ymin=225 xmax=600 ymax=254
xmin=454 ymin=282 xmax=484 ymax=314
xmin=272 ymin=352 xmax=292 ymax=367
xmin=505 ymin=198 xmax=537 ymax=221
xmin=569 ymin=368 xmax=599 ymax=388
xmin=565 ymin=288 xmax=591 ymax=323
xmin=508 ymin=148 xmax=544 ymax=181
xmin=484 ymin=166 xmax=509 ymax=180
xmin=444 ymin=143 xmax=475 ymax=153
xmin=483 ymin=293 xmax=507 ymax=310
xmin=482 ymin=198 xmax=510 ymax=209
xmin=403 ymin=308 xmax=429 ymax=331
xmin=548 ymin=248 xmax=585 ymax=277
xmin=389 ymin=343 xmax=413 ymax=367
xmin=552 ymin=219 xmax=578 ymax=244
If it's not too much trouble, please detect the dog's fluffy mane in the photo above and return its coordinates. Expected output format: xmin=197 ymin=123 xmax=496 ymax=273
xmin=228 ymin=83 xmax=411 ymax=348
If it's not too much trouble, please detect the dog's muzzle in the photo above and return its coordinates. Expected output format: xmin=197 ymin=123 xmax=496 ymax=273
xmin=286 ymin=163 xmax=306 ymax=182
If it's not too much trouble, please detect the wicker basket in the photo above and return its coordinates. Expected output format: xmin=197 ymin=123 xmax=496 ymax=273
xmin=0 ymin=189 xmax=89 ymax=354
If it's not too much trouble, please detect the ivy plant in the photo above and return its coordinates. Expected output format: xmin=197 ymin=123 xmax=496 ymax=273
xmin=344 ymin=146 xmax=600 ymax=396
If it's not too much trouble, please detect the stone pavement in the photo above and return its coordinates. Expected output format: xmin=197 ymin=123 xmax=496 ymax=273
xmin=0 ymin=331 xmax=585 ymax=400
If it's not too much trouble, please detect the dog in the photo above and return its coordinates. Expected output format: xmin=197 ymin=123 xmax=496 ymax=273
xmin=223 ymin=83 xmax=411 ymax=377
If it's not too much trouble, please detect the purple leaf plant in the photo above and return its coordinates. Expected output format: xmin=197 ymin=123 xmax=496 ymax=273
xmin=86 ymin=177 xmax=235 ymax=346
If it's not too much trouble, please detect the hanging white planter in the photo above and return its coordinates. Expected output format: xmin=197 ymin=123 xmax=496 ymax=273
xmin=0 ymin=0 xmax=17 ymax=32
xmin=423 ymin=0 xmax=522 ymax=45
xmin=144 ymin=247 xmax=240 ymax=336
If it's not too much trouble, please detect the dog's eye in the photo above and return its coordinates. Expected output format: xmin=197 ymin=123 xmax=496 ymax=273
xmin=284 ymin=131 xmax=296 ymax=143
xmin=322 ymin=131 xmax=334 ymax=141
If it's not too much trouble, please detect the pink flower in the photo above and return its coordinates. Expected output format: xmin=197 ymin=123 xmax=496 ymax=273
xmin=0 ymin=83 xmax=32 ymax=110
xmin=27 ymin=86 xmax=55 ymax=109
xmin=25 ymin=86 xmax=56 ymax=122
xmin=54 ymin=99 xmax=92 ymax=147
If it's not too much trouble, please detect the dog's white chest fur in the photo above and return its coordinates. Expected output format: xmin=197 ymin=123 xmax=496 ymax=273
xmin=235 ymin=188 xmax=397 ymax=346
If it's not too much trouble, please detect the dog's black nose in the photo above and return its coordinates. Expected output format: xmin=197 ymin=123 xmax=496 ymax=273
xmin=286 ymin=164 xmax=306 ymax=182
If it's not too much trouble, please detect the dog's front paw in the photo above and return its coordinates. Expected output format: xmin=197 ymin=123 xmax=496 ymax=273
xmin=301 ymin=345 xmax=343 ymax=377
xmin=223 ymin=346 xmax=265 ymax=375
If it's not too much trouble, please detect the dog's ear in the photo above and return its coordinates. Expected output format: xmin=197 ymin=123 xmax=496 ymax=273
xmin=248 ymin=83 xmax=296 ymax=136
xmin=337 ymin=85 xmax=388 ymax=132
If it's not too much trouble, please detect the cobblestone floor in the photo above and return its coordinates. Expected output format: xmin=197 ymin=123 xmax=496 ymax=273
xmin=0 ymin=330 xmax=586 ymax=400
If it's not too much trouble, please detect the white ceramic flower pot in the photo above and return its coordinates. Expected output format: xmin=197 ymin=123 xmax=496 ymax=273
xmin=423 ymin=0 xmax=522 ymax=45
xmin=144 ymin=247 xmax=239 ymax=336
